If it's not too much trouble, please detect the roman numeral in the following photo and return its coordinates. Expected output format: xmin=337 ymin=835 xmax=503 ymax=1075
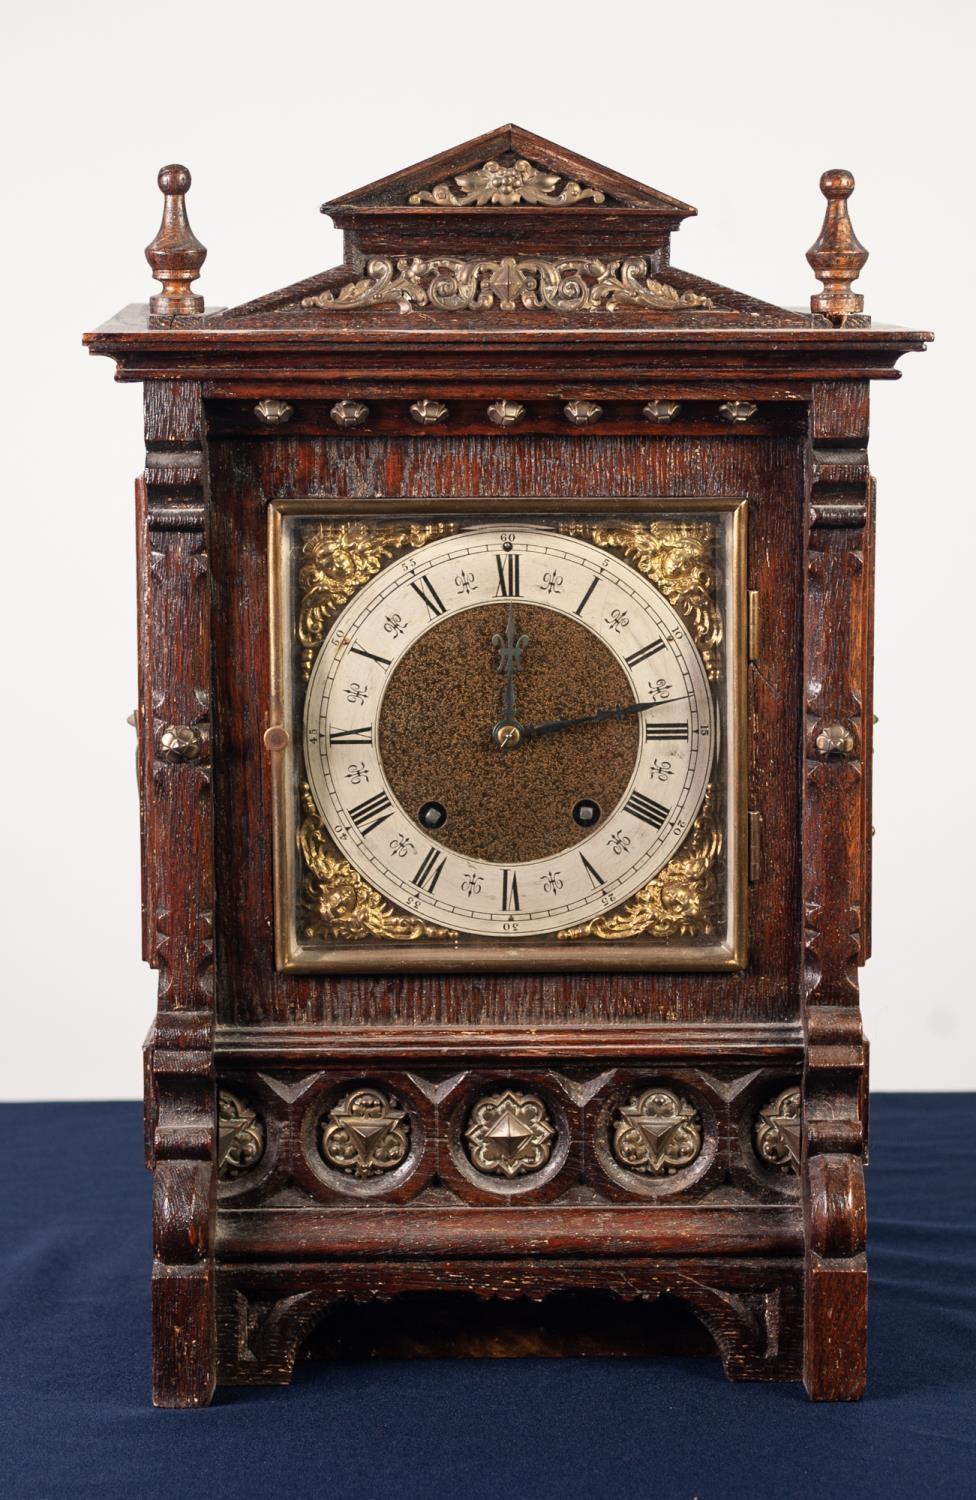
xmin=413 ymin=846 xmax=447 ymax=893
xmin=328 ymin=725 xmax=373 ymax=745
xmin=625 ymin=639 xmax=666 ymax=668
xmin=348 ymin=791 xmax=394 ymax=835
xmin=579 ymin=853 xmax=606 ymax=889
xmin=644 ymin=721 xmax=689 ymax=742
xmin=409 ymin=576 xmax=447 ymax=618
xmin=624 ymin=792 xmax=670 ymax=829
xmin=501 ymin=868 xmax=520 ymax=911
xmin=349 ymin=643 xmax=392 ymax=670
xmin=574 ymin=577 xmax=599 ymax=616
xmin=495 ymin=554 xmax=520 ymax=597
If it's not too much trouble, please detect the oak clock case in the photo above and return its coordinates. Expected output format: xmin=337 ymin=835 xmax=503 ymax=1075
xmin=270 ymin=503 xmax=745 ymax=971
xmin=84 ymin=129 xmax=931 ymax=1408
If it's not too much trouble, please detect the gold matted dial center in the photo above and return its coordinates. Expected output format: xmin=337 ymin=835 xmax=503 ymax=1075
xmin=377 ymin=603 xmax=639 ymax=864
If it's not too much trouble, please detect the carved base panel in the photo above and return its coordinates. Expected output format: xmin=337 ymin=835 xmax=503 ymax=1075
xmin=216 ymin=1259 xmax=804 ymax=1388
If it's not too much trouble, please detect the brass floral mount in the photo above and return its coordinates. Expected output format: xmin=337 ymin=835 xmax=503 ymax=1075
xmin=611 ymin=1087 xmax=703 ymax=1175
xmin=571 ymin=520 xmax=723 ymax=680
xmin=408 ymin=157 xmax=607 ymax=207
xmin=320 ymin=1088 xmax=411 ymax=1177
xmin=299 ymin=786 xmax=457 ymax=942
xmin=558 ymin=785 xmax=721 ymax=942
xmin=301 ymin=257 xmax=715 ymax=315
xmin=298 ymin=521 xmax=446 ymax=679
xmin=755 ymin=1087 xmax=801 ymax=1172
xmin=464 ymin=1090 xmax=556 ymax=1177
xmin=217 ymin=1089 xmax=265 ymax=1180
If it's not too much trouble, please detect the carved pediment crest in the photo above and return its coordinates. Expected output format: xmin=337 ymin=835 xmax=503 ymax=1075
xmin=408 ymin=156 xmax=606 ymax=207
xmin=301 ymin=257 xmax=715 ymax=315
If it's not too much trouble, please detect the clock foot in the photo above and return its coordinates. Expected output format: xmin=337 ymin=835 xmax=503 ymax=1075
xmin=151 ymin=1264 xmax=217 ymax=1407
xmin=802 ymin=1153 xmax=868 ymax=1400
xmin=802 ymin=1256 xmax=868 ymax=1401
xmin=150 ymin=1163 xmax=217 ymax=1408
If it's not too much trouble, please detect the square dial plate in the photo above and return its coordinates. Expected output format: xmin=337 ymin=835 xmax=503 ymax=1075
xmin=269 ymin=499 xmax=747 ymax=973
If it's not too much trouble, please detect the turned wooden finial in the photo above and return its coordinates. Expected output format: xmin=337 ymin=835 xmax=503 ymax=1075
xmin=807 ymin=169 xmax=868 ymax=323
xmin=145 ymin=164 xmax=207 ymax=315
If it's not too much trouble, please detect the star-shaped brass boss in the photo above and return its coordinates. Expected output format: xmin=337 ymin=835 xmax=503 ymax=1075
xmin=611 ymin=1087 xmax=702 ymax=1176
xmin=464 ymin=1089 xmax=556 ymax=1178
xmin=321 ymin=1087 xmax=411 ymax=1177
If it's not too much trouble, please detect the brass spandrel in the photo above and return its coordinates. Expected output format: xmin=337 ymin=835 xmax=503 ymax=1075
xmin=298 ymin=786 xmax=457 ymax=943
xmin=557 ymin=786 xmax=721 ymax=942
xmin=567 ymin=520 xmax=723 ymax=680
xmin=297 ymin=521 xmax=447 ymax=679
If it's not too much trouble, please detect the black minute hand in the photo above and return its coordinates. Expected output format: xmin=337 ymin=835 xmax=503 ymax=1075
xmin=522 ymin=698 xmax=686 ymax=741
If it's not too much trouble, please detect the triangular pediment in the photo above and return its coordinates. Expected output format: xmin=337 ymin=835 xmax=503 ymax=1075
xmin=201 ymin=125 xmax=808 ymax=329
xmin=324 ymin=123 xmax=696 ymax=216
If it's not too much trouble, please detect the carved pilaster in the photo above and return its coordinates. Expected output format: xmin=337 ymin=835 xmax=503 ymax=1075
xmin=141 ymin=379 xmax=216 ymax=1407
xmin=801 ymin=380 xmax=871 ymax=1400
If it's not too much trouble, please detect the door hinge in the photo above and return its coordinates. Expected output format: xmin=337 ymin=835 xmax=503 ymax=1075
xmin=749 ymin=811 xmax=762 ymax=883
xmin=747 ymin=590 xmax=760 ymax=662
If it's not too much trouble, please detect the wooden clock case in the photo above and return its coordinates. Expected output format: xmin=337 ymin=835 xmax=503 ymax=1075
xmin=85 ymin=125 xmax=930 ymax=1406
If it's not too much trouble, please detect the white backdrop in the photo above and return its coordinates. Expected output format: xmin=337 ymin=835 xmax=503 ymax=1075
xmin=2 ymin=0 xmax=972 ymax=1099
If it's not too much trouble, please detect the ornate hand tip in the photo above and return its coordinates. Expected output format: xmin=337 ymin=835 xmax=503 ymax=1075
xmin=146 ymin=162 xmax=207 ymax=316
xmin=807 ymin=167 xmax=868 ymax=325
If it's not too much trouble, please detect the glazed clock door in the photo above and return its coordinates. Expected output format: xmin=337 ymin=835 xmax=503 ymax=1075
xmin=269 ymin=500 xmax=746 ymax=972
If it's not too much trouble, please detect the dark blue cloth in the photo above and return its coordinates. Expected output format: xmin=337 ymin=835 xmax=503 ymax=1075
xmin=1 ymin=1095 xmax=973 ymax=1499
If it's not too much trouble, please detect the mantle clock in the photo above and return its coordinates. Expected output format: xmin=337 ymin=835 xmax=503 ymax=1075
xmin=85 ymin=125 xmax=930 ymax=1405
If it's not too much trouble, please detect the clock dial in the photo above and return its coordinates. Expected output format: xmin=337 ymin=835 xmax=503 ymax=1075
xmin=303 ymin=526 xmax=714 ymax=938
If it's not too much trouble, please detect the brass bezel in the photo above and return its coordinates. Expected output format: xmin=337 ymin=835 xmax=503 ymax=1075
xmin=269 ymin=496 xmax=748 ymax=974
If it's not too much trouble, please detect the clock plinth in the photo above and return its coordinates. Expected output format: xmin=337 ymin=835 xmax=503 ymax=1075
xmin=85 ymin=126 xmax=931 ymax=1406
